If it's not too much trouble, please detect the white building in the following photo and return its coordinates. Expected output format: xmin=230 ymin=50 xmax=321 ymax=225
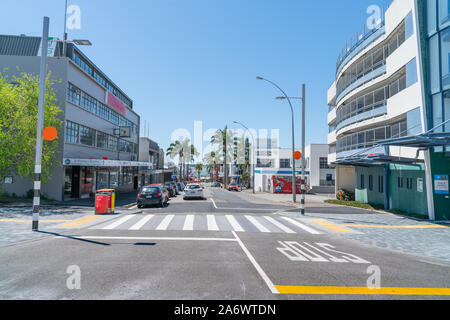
xmin=254 ymin=141 xmax=335 ymax=194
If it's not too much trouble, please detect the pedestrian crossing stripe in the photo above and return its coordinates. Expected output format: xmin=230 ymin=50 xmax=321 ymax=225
xmin=96 ymin=214 xmax=325 ymax=235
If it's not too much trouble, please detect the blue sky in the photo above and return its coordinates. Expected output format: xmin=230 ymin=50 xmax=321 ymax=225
xmin=1 ymin=0 xmax=392 ymax=154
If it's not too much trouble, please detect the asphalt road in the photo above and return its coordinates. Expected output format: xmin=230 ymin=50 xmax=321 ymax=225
xmin=0 ymin=187 xmax=449 ymax=300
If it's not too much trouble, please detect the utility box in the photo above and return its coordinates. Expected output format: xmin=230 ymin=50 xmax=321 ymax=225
xmin=95 ymin=189 xmax=115 ymax=214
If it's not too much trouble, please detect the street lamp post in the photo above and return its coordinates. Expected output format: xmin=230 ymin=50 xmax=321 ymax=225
xmin=257 ymin=76 xmax=297 ymax=203
xmin=32 ymin=18 xmax=92 ymax=231
xmin=233 ymin=121 xmax=255 ymax=194
xmin=275 ymin=84 xmax=307 ymax=216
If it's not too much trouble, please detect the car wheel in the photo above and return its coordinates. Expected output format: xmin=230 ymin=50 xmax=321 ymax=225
xmin=137 ymin=204 xmax=143 ymax=209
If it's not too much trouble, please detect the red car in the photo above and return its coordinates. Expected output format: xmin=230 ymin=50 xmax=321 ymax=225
xmin=228 ymin=183 xmax=239 ymax=191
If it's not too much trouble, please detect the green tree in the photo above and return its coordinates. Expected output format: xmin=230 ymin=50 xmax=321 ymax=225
xmin=0 ymin=71 xmax=63 ymax=183
xmin=195 ymin=163 xmax=203 ymax=179
xmin=211 ymin=126 xmax=234 ymax=188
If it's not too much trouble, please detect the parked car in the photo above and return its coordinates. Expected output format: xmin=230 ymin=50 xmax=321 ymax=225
xmin=170 ymin=182 xmax=180 ymax=195
xmin=228 ymin=183 xmax=239 ymax=192
xmin=148 ymin=184 xmax=169 ymax=199
xmin=137 ymin=185 xmax=168 ymax=208
xmin=164 ymin=182 xmax=177 ymax=197
xmin=183 ymin=184 xmax=204 ymax=200
xmin=211 ymin=182 xmax=221 ymax=188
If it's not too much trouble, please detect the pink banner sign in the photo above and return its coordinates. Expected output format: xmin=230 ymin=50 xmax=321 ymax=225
xmin=106 ymin=91 xmax=127 ymax=116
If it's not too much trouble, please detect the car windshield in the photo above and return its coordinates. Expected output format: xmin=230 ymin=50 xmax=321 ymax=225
xmin=186 ymin=185 xmax=201 ymax=190
xmin=142 ymin=187 xmax=160 ymax=193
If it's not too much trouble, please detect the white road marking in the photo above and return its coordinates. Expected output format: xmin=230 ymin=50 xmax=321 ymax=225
xmin=207 ymin=215 xmax=219 ymax=231
xmin=156 ymin=214 xmax=175 ymax=230
xmin=183 ymin=215 xmax=195 ymax=231
xmin=102 ymin=215 xmax=134 ymax=230
xmin=282 ymin=217 xmax=321 ymax=234
xmin=211 ymin=198 xmax=218 ymax=209
xmin=129 ymin=215 xmax=154 ymax=230
xmin=226 ymin=215 xmax=244 ymax=232
xmin=128 ymin=205 xmax=137 ymax=210
xmin=264 ymin=216 xmax=295 ymax=234
xmin=64 ymin=236 xmax=237 ymax=242
xmin=232 ymin=231 xmax=278 ymax=294
xmin=245 ymin=216 xmax=270 ymax=233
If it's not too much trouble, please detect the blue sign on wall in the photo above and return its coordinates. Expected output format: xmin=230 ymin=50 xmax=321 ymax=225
xmin=434 ymin=175 xmax=449 ymax=195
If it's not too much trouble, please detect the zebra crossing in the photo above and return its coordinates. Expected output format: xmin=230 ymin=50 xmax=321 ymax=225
xmin=91 ymin=214 xmax=328 ymax=234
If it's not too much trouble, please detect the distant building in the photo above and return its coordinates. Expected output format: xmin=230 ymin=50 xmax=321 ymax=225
xmin=138 ymin=137 xmax=173 ymax=184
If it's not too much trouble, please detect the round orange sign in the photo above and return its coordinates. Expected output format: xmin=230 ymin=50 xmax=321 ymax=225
xmin=43 ymin=126 xmax=58 ymax=141
xmin=294 ymin=151 xmax=302 ymax=160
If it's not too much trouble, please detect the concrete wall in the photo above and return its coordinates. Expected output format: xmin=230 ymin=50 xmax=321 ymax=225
xmin=355 ymin=166 xmax=385 ymax=206
xmin=335 ymin=166 xmax=355 ymax=193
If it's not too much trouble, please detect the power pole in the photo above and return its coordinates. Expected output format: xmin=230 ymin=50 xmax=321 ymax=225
xmin=301 ymin=84 xmax=306 ymax=216
xmin=32 ymin=17 xmax=50 ymax=231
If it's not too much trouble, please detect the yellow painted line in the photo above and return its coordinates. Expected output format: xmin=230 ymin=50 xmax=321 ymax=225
xmin=340 ymin=224 xmax=448 ymax=229
xmin=0 ymin=219 xmax=70 ymax=223
xmin=60 ymin=216 xmax=101 ymax=228
xmin=309 ymin=219 xmax=353 ymax=233
xmin=275 ymin=285 xmax=450 ymax=296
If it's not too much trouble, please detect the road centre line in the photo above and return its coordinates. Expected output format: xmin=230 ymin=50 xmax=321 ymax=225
xmin=275 ymin=285 xmax=450 ymax=296
xmin=232 ymin=231 xmax=279 ymax=294
xmin=56 ymin=236 xmax=237 ymax=242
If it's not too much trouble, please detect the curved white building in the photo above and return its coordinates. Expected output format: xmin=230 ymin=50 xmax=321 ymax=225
xmin=327 ymin=0 xmax=436 ymax=217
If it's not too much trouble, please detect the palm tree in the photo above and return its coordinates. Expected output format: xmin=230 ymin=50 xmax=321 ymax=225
xmin=195 ymin=163 xmax=203 ymax=179
xmin=166 ymin=140 xmax=183 ymax=181
xmin=204 ymin=151 xmax=221 ymax=182
xmin=211 ymin=126 xmax=234 ymax=188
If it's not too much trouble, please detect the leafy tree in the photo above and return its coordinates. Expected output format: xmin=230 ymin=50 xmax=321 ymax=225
xmin=210 ymin=126 xmax=234 ymax=188
xmin=0 ymin=71 xmax=63 ymax=183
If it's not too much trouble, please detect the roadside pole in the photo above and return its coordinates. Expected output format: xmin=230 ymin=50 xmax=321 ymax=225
xmin=301 ymin=84 xmax=306 ymax=216
xmin=32 ymin=17 xmax=50 ymax=231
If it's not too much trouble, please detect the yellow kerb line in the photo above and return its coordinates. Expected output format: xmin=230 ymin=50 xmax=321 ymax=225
xmin=309 ymin=219 xmax=353 ymax=233
xmin=60 ymin=216 xmax=101 ymax=228
xmin=275 ymin=285 xmax=450 ymax=296
xmin=340 ymin=224 xmax=448 ymax=229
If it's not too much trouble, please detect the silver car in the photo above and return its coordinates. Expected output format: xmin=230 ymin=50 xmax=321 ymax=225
xmin=183 ymin=184 xmax=204 ymax=200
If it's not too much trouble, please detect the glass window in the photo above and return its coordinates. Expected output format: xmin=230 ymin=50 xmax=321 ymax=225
xmin=439 ymin=0 xmax=450 ymax=29
xmin=369 ymin=175 xmax=373 ymax=191
xmin=407 ymin=108 xmax=423 ymax=135
xmin=107 ymin=136 xmax=118 ymax=152
xmin=320 ymin=157 xmax=330 ymax=169
xmin=378 ymin=175 xmax=384 ymax=193
xmin=81 ymin=92 xmax=97 ymax=113
xmin=428 ymin=0 xmax=438 ymax=36
xmin=441 ymin=28 xmax=450 ymax=90
xmin=96 ymin=132 xmax=108 ymax=149
xmin=65 ymin=121 xmax=79 ymax=144
xmin=360 ymin=175 xmax=365 ymax=189
xmin=97 ymin=103 xmax=110 ymax=120
xmin=80 ymin=126 xmax=95 ymax=146
xmin=429 ymin=34 xmax=441 ymax=94
xmin=444 ymin=90 xmax=450 ymax=132
xmin=280 ymin=159 xmax=291 ymax=168
xmin=67 ymin=83 xmax=81 ymax=105
xmin=433 ymin=93 xmax=444 ymax=132
xmin=110 ymin=111 xmax=119 ymax=125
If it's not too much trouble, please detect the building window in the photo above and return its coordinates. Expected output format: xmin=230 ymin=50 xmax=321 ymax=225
xmin=80 ymin=126 xmax=95 ymax=146
xmin=119 ymin=140 xmax=132 ymax=153
xmin=81 ymin=92 xmax=97 ymax=113
xmin=67 ymin=83 xmax=81 ymax=105
xmin=280 ymin=159 xmax=291 ymax=168
xmin=360 ymin=174 xmax=365 ymax=189
xmin=110 ymin=111 xmax=120 ymax=125
xmin=320 ymin=157 xmax=330 ymax=169
xmin=97 ymin=103 xmax=110 ymax=121
xmin=378 ymin=175 xmax=384 ymax=193
xmin=96 ymin=132 xmax=108 ymax=149
xmin=257 ymin=159 xmax=274 ymax=168
xmin=406 ymin=177 xmax=413 ymax=190
xmin=369 ymin=175 xmax=373 ymax=191
xmin=398 ymin=177 xmax=404 ymax=188
xmin=65 ymin=121 xmax=79 ymax=144
xmin=107 ymin=136 xmax=118 ymax=152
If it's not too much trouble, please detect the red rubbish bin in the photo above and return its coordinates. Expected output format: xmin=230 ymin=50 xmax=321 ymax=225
xmin=95 ymin=189 xmax=116 ymax=214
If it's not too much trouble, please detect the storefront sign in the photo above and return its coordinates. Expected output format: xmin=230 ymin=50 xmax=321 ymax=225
xmin=434 ymin=175 xmax=449 ymax=195
xmin=63 ymin=158 xmax=152 ymax=169
xmin=106 ymin=91 xmax=127 ymax=116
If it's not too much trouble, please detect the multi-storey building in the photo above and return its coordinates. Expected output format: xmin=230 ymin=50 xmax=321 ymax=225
xmin=0 ymin=34 xmax=149 ymax=201
xmin=327 ymin=0 xmax=450 ymax=220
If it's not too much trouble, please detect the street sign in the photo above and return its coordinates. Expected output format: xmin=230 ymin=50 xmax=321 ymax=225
xmin=294 ymin=151 xmax=302 ymax=160
xmin=119 ymin=126 xmax=131 ymax=138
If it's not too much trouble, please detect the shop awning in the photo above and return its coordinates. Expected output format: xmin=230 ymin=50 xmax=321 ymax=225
xmin=63 ymin=158 xmax=153 ymax=169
